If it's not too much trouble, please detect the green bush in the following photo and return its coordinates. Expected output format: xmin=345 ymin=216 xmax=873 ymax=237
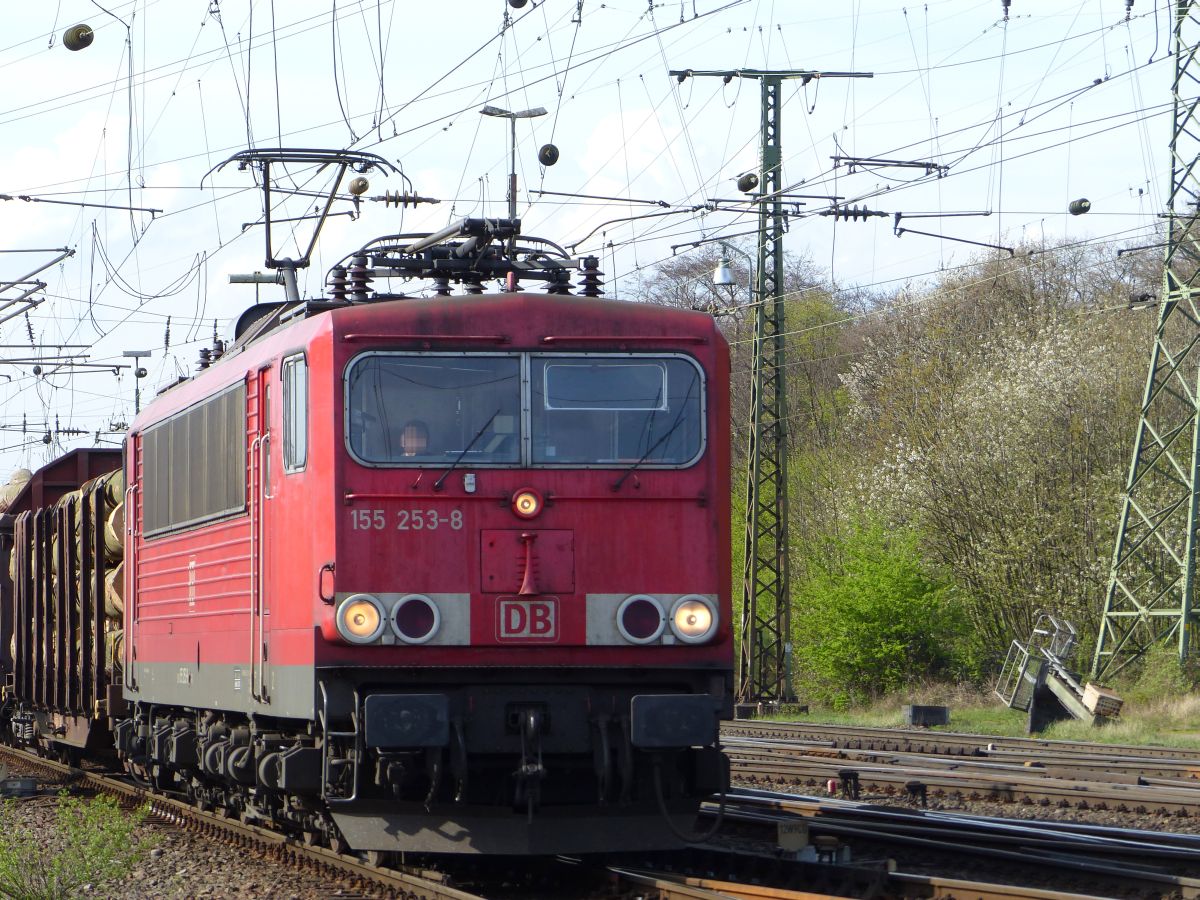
xmin=1116 ymin=640 xmax=1199 ymax=706
xmin=793 ymin=521 xmax=964 ymax=705
xmin=0 ymin=792 xmax=150 ymax=900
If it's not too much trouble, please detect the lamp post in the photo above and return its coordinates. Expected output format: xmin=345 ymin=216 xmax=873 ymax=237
xmin=479 ymin=104 xmax=548 ymax=222
xmin=713 ymin=241 xmax=756 ymax=312
xmin=122 ymin=349 xmax=153 ymax=414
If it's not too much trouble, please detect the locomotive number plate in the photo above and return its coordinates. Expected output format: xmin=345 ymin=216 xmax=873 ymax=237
xmin=349 ymin=508 xmax=463 ymax=531
xmin=497 ymin=597 xmax=558 ymax=642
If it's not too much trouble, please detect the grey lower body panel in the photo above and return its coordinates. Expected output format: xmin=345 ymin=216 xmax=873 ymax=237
xmin=125 ymin=662 xmax=314 ymax=720
xmin=330 ymin=802 xmax=697 ymax=854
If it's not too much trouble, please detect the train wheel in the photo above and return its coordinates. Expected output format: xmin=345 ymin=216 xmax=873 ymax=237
xmin=363 ymin=850 xmax=390 ymax=867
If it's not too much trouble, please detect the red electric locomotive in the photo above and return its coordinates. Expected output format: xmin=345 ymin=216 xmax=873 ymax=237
xmin=2 ymin=149 xmax=733 ymax=855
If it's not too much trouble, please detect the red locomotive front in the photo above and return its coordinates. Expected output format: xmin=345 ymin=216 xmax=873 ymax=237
xmin=118 ymin=289 xmax=732 ymax=854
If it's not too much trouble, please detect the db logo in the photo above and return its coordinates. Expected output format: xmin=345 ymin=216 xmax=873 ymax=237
xmin=497 ymin=598 xmax=558 ymax=641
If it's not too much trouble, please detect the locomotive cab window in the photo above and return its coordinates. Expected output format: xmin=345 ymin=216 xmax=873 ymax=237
xmin=282 ymin=354 xmax=308 ymax=472
xmin=531 ymin=356 xmax=704 ymax=466
xmin=345 ymin=353 xmax=522 ymax=466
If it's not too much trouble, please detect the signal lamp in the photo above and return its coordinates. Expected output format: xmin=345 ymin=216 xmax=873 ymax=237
xmin=670 ymin=595 xmax=717 ymax=643
xmin=511 ymin=488 xmax=543 ymax=519
xmin=391 ymin=594 xmax=440 ymax=644
xmin=617 ymin=595 xmax=666 ymax=644
xmin=336 ymin=594 xmax=386 ymax=644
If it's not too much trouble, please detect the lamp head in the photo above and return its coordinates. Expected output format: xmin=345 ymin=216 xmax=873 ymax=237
xmin=712 ymin=257 xmax=735 ymax=288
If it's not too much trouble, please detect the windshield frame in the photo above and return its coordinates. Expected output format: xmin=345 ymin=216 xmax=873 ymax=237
xmin=343 ymin=350 xmax=707 ymax=470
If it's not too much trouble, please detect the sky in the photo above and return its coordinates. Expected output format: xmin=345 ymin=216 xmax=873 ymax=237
xmin=0 ymin=0 xmax=1175 ymax=475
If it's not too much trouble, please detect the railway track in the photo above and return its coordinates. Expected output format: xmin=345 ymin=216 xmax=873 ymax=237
xmin=8 ymin=728 xmax=1200 ymax=899
xmin=698 ymin=788 xmax=1200 ymax=898
xmin=0 ymin=745 xmax=483 ymax=900
xmin=723 ymin=719 xmax=1200 ymax=761
xmin=723 ymin=720 xmax=1200 ymax=815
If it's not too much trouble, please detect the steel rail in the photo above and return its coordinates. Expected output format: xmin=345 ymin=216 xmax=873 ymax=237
xmin=728 ymin=753 xmax=1200 ymax=813
xmin=705 ymin=792 xmax=1195 ymax=864
xmin=705 ymin=791 xmax=1200 ymax=897
xmin=731 ymin=785 xmax=1200 ymax=849
xmin=0 ymin=746 xmax=483 ymax=900
xmin=610 ymin=867 xmax=855 ymax=899
xmin=726 ymin=734 xmax=1200 ymax=782
xmin=722 ymin=720 xmax=1200 ymax=761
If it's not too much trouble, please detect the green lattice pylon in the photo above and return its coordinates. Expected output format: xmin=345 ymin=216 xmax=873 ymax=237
xmin=1092 ymin=0 xmax=1200 ymax=681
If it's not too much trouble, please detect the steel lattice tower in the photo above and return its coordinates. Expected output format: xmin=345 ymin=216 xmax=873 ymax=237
xmin=1092 ymin=0 xmax=1200 ymax=680
xmin=739 ymin=74 xmax=793 ymax=703
xmin=670 ymin=68 xmax=869 ymax=702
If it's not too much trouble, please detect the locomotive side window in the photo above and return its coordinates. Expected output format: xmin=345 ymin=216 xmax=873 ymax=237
xmin=345 ymin=354 xmax=521 ymax=466
xmin=531 ymin=356 xmax=704 ymax=466
xmin=282 ymin=354 xmax=308 ymax=472
xmin=142 ymin=383 xmax=247 ymax=536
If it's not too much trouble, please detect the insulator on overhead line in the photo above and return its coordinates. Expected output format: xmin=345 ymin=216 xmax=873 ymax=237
xmin=372 ymin=190 xmax=439 ymax=208
xmin=348 ymin=256 xmax=372 ymax=302
xmin=544 ymin=269 xmax=572 ymax=295
xmin=822 ymin=204 xmax=887 ymax=222
xmin=579 ymin=256 xmax=604 ymax=297
xmin=328 ymin=266 xmax=349 ymax=302
xmin=63 ymin=24 xmax=94 ymax=51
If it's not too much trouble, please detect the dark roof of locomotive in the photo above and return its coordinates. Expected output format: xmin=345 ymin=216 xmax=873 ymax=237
xmin=327 ymin=291 xmax=723 ymax=342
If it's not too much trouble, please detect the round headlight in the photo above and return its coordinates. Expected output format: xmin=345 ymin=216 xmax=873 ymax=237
xmin=391 ymin=594 xmax=441 ymax=644
xmin=336 ymin=594 xmax=386 ymax=644
xmin=617 ymin=594 xmax=666 ymax=644
xmin=670 ymin=595 xmax=717 ymax=644
xmin=511 ymin=488 xmax=543 ymax=519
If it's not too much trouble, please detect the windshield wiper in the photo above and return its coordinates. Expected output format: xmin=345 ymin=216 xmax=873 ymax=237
xmin=612 ymin=377 xmax=696 ymax=491
xmin=611 ymin=415 xmax=687 ymax=492
xmin=434 ymin=408 xmax=501 ymax=491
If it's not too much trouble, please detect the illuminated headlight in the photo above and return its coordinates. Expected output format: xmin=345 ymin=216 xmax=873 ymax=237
xmin=511 ymin=488 xmax=543 ymax=519
xmin=391 ymin=594 xmax=441 ymax=644
xmin=336 ymin=594 xmax=386 ymax=644
xmin=670 ymin=595 xmax=717 ymax=644
xmin=617 ymin=594 xmax=666 ymax=644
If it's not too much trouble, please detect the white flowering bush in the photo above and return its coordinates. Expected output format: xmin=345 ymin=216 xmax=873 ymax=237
xmin=835 ymin=242 xmax=1155 ymax=664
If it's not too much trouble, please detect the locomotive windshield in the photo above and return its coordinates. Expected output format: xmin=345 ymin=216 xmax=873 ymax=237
xmin=345 ymin=352 xmax=704 ymax=467
xmin=530 ymin=357 xmax=703 ymax=465
xmin=346 ymin=354 xmax=522 ymax=464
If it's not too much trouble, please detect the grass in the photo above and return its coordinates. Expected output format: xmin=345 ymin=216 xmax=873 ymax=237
xmin=767 ymin=684 xmax=1200 ymax=749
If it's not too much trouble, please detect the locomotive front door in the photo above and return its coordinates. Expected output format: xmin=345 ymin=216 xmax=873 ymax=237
xmin=249 ymin=365 xmax=272 ymax=704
